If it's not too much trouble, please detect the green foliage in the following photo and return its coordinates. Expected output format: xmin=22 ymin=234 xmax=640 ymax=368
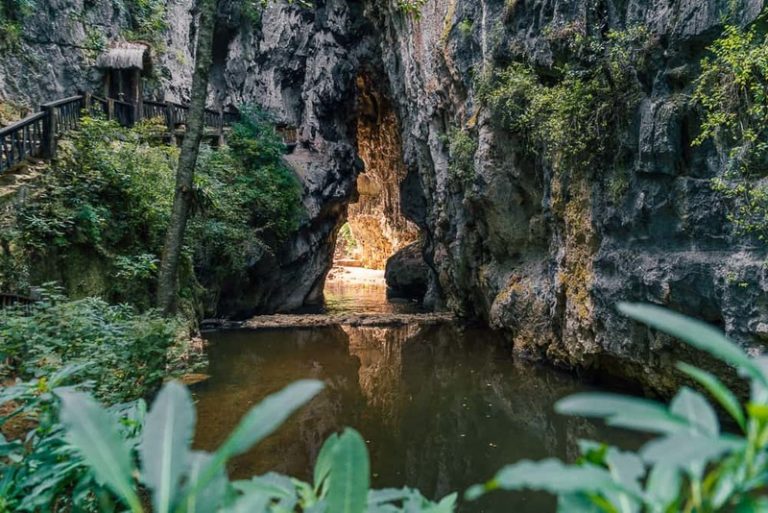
xmin=214 ymin=105 xmax=302 ymax=242
xmin=0 ymin=292 xmax=181 ymax=405
xmin=2 ymin=108 xmax=302 ymax=314
xmin=0 ymin=116 xmax=177 ymax=307
xmin=468 ymin=303 xmax=768 ymax=512
xmin=478 ymin=26 xmax=653 ymax=178
xmin=445 ymin=128 xmax=478 ymax=186
xmin=0 ymin=367 xmax=147 ymax=512
xmin=457 ymin=19 xmax=473 ymax=37
xmin=693 ymin=21 xmax=768 ymax=239
xmin=122 ymin=0 xmax=168 ymax=43
xmin=396 ymin=0 xmax=427 ymax=17
xmin=0 ymin=0 xmax=33 ymax=49
xmin=192 ymin=106 xmax=303 ymax=291
xmin=19 ymin=378 xmax=456 ymax=512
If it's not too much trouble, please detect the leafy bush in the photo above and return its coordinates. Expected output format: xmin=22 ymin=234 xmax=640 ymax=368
xmin=0 ymin=367 xmax=147 ymax=512
xmin=191 ymin=106 xmax=303 ymax=293
xmin=8 ymin=378 xmax=456 ymax=512
xmin=0 ymin=293 xmax=181 ymax=405
xmin=468 ymin=304 xmax=768 ymax=512
xmin=0 ymin=0 xmax=32 ymax=49
xmin=2 ymin=108 xmax=303 ymax=314
xmin=445 ymin=128 xmax=478 ymax=186
xmin=693 ymin=20 xmax=768 ymax=239
xmin=396 ymin=0 xmax=428 ymax=17
xmin=478 ymin=26 xmax=653 ymax=178
xmin=122 ymin=0 xmax=167 ymax=43
xmin=0 ymin=116 xmax=177 ymax=307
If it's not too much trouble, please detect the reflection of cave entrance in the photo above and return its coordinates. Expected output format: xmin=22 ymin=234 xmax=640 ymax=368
xmin=323 ymin=73 xmax=428 ymax=313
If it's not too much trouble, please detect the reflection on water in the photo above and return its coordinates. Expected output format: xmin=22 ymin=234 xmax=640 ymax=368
xmin=323 ymin=266 xmax=422 ymax=314
xmin=193 ymin=324 xmax=646 ymax=512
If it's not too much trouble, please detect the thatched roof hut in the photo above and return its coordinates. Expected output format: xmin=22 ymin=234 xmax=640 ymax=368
xmin=96 ymin=42 xmax=151 ymax=73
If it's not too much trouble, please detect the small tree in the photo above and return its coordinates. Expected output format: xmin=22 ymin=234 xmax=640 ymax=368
xmin=156 ymin=0 xmax=218 ymax=314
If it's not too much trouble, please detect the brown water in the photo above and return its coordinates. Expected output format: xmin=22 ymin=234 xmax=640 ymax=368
xmin=193 ymin=322 xmax=646 ymax=512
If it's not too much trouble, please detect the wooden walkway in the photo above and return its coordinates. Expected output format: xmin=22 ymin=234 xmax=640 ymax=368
xmin=0 ymin=94 xmax=240 ymax=174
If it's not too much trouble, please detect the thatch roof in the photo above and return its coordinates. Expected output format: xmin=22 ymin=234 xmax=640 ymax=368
xmin=96 ymin=42 xmax=151 ymax=72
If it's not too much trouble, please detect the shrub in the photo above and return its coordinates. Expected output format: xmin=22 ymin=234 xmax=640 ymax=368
xmin=2 ymin=107 xmax=303 ymax=314
xmin=396 ymin=0 xmax=428 ymax=17
xmin=445 ymin=128 xmax=478 ymax=186
xmin=122 ymin=0 xmax=167 ymax=43
xmin=191 ymin=106 xmax=303 ymax=293
xmin=0 ymin=293 xmax=182 ymax=404
xmin=0 ymin=0 xmax=33 ymax=49
xmin=0 ymin=116 xmax=177 ymax=307
xmin=0 ymin=368 xmax=147 ymax=512
xmin=477 ymin=26 xmax=652 ymax=178
xmin=693 ymin=20 xmax=768 ymax=239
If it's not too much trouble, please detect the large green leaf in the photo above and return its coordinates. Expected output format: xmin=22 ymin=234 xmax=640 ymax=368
xmin=233 ymin=472 xmax=297 ymax=504
xmin=314 ymin=432 xmax=340 ymax=494
xmin=669 ymin=387 xmax=719 ymax=436
xmin=640 ymin=433 xmax=744 ymax=470
xmin=617 ymin=303 xmax=767 ymax=386
xmin=221 ymin=491 xmax=270 ymax=513
xmin=644 ymin=464 xmax=681 ymax=513
xmin=325 ymin=428 xmax=370 ymax=513
xmin=677 ymin=362 xmax=746 ymax=431
xmin=465 ymin=459 xmax=627 ymax=501
xmin=178 ymin=451 xmax=227 ymax=513
xmin=220 ymin=380 xmax=324 ymax=457
xmin=179 ymin=380 xmax=323 ymax=508
xmin=57 ymin=389 xmax=143 ymax=513
xmin=139 ymin=381 xmax=196 ymax=513
xmin=556 ymin=393 xmax=688 ymax=434
xmin=557 ymin=494 xmax=605 ymax=513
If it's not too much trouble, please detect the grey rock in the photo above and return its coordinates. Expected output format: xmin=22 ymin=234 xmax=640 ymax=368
xmin=385 ymin=241 xmax=429 ymax=301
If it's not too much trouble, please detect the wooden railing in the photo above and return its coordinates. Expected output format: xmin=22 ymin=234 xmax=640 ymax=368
xmin=0 ymin=293 xmax=36 ymax=312
xmin=0 ymin=93 xmax=239 ymax=174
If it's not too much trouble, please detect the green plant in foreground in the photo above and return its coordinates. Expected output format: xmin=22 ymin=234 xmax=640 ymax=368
xmin=56 ymin=380 xmax=456 ymax=513
xmin=468 ymin=303 xmax=768 ymax=512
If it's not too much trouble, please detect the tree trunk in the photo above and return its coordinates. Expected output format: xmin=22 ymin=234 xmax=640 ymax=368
xmin=156 ymin=0 xmax=217 ymax=314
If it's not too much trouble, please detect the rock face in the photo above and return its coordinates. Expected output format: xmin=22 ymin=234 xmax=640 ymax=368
xmin=4 ymin=0 xmax=768 ymax=389
xmin=385 ymin=241 xmax=429 ymax=301
xmin=347 ymin=74 xmax=419 ymax=269
xmin=364 ymin=0 xmax=768 ymax=392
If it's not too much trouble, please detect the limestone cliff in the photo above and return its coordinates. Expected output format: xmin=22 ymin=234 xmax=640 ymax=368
xmin=366 ymin=0 xmax=768 ymax=391
xmin=3 ymin=0 xmax=768 ymax=390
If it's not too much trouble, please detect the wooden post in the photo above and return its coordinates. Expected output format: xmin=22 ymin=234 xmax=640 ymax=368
xmin=166 ymin=101 xmax=176 ymax=145
xmin=83 ymin=92 xmax=92 ymax=117
xmin=107 ymin=98 xmax=115 ymax=121
xmin=41 ymin=104 xmax=56 ymax=159
xmin=135 ymin=70 xmax=143 ymax=124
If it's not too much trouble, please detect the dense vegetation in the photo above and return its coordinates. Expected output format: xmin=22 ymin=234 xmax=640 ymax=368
xmin=693 ymin=19 xmax=768 ymax=240
xmin=0 ymin=0 xmax=32 ymax=48
xmin=477 ymin=25 xmax=654 ymax=183
xmin=0 ymin=109 xmax=302 ymax=315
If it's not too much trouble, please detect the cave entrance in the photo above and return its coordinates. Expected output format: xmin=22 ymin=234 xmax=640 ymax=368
xmin=322 ymin=74 xmax=427 ymax=313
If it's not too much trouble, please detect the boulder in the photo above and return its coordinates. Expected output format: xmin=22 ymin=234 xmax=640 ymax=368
xmin=385 ymin=242 xmax=429 ymax=301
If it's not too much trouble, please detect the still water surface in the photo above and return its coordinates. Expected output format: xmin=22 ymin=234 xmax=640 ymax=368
xmin=194 ymin=279 xmax=645 ymax=512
